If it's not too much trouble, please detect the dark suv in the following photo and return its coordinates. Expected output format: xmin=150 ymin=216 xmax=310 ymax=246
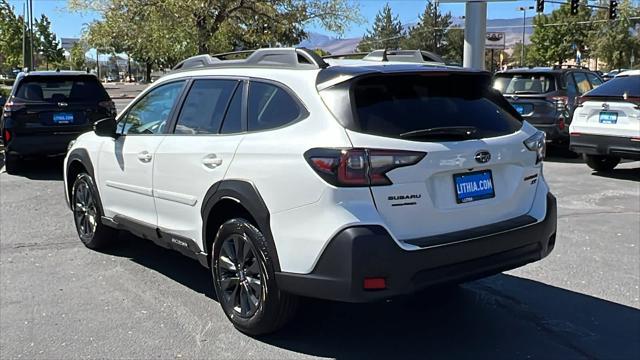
xmin=1 ymin=71 xmax=115 ymax=173
xmin=493 ymin=66 xmax=603 ymax=145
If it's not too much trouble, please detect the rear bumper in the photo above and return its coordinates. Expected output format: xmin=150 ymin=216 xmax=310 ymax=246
xmin=276 ymin=193 xmax=557 ymax=303
xmin=4 ymin=131 xmax=85 ymax=156
xmin=570 ymin=133 xmax=640 ymax=160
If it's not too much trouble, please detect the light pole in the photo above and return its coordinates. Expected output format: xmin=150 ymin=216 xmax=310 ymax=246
xmin=517 ymin=6 xmax=533 ymax=67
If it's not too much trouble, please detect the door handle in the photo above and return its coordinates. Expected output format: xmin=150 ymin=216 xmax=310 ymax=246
xmin=137 ymin=151 xmax=152 ymax=163
xmin=202 ymin=155 xmax=223 ymax=169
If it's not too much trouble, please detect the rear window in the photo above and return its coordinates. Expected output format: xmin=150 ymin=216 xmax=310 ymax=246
xmin=351 ymin=74 xmax=522 ymax=140
xmin=493 ymin=73 xmax=556 ymax=94
xmin=15 ymin=75 xmax=109 ymax=103
xmin=585 ymin=76 xmax=640 ymax=97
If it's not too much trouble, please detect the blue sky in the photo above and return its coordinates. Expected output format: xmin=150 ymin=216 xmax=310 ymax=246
xmin=5 ymin=0 xmax=639 ymax=39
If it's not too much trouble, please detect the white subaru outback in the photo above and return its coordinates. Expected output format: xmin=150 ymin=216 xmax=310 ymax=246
xmin=63 ymin=48 xmax=557 ymax=335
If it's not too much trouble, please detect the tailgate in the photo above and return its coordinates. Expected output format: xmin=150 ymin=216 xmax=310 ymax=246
xmin=573 ymin=100 xmax=640 ymax=138
xmin=347 ymin=130 xmax=541 ymax=241
xmin=10 ymin=101 xmax=103 ymax=134
xmin=505 ymin=95 xmax=560 ymax=125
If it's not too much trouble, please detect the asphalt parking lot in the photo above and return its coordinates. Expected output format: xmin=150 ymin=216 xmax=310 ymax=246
xmin=0 ymin=88 xmax=639 ymax=358
xmin=1 ymin=148 xmax=638 ymax=359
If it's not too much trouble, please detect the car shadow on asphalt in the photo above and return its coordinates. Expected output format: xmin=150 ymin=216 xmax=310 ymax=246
xmin=543 ymin=145 xmax=583 ymax=164
xmin=591 ymin=167 xmax=640 ymax=182
xmin=0 ymin=155 xmax=64 ymax=181
xmin=103 ymin=233 xmax=639 ymax=359
xmin=104 ymin=232 xmax=218 ymax=299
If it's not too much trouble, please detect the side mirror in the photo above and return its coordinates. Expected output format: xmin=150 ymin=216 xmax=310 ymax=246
xmin=94 ymin=117 xmax=117 ymax=138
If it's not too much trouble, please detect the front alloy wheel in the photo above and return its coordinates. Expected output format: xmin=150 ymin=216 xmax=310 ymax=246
xmin=217 ymin=233 xmax=263 ymax=318
xmin=71 ymin=173 xmax=116 ymax=249
xmin=74 ymin=178 xmax=98 ymax=239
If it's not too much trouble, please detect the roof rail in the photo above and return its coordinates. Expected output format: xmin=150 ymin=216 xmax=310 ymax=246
xmin=322 ymin=52 xmax=369 ymax=60
xmin=171 ymin=47 xmax=328 ymax=71
xmin=323 ymin=49 xmax=445 ymax=64
xmin=552 ymin=64 xmax=590 ymax=70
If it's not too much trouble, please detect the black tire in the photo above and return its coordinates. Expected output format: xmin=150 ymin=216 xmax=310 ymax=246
xmin=4 ymin=153 xmax=21 ymax=175
xmin=584 ymin=154 xmax=620 ymax=172
xmin=71 ymin=173 xmax=117 ymax=249
xmin=212 ymin=218 xmax=298 ymax=335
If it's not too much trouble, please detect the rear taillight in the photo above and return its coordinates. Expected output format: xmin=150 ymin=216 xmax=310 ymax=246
xmin=623 ymin=94 xmax=640 ymax=109
xmin=2 ymin=100 xmax=25 ymax=115
xmin=548 ymin=95 xmax=569 ymax=110
xmin=558 ymin=118 xmax=565 ymax=130
xmin=98 ymin=100 xmax=116 ymax=116
xmin=524 ymin=131 xmax=546 ymax=164
xmin=305 ymin=148 xmax=426 ymax=187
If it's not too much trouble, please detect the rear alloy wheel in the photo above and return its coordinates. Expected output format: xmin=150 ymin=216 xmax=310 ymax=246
xmin=217 ymin=233 xmax=263 ymax=319
xmin=212 ymin=218 xmax=297 ymax=335
xmin=584 ymin=154 xmax=620 ymax=172
xmin=72 ymin=173 xmax=116 ymax=249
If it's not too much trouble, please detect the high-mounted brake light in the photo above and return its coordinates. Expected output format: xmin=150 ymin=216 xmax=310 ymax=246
xmin=305 ymin=148 xmax=426 ymax=187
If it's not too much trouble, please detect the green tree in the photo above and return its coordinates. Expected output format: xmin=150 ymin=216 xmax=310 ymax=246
xmin=69 ymin=41 xmax=88 ymax=70
xmin=358 ymin=3 xmax=404 ymax=52
xmin=0 ymin=0 xmax=26 ymax=71
xmin=443 ymin=26 xmax=464 ymax=64
xmin=529 ymin=1 xmax=592 ymax=65
xmin=400 ymin=1 xmax=452 ymax=54
xmin=71 ymin=0 xmax=360 ymax=63
xmin=34 ymin=14 xmax=65 ymax=69
xmin=590 ymin=0 xmax=640 ymax=70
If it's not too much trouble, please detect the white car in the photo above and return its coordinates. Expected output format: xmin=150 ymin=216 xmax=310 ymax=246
xmin=63 ymin=48 xmax=557 ymax=335
xmin=569 ymin=70 xmax=640 ymax=171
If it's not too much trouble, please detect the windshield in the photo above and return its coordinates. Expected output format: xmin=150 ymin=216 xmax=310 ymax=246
xmin=15 ymin=75 xmax=109 ymax=103
xmin=350 ymin=74 xmax=522 ymax=140
xmin=493 ymin=73 xmax=556 ymax=94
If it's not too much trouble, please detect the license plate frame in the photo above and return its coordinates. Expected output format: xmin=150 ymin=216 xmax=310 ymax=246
xmin=453 ymin=170 xmax=495 ymax=204
xmin=53 ymin=112 xmax=74 ymax=124
xmin=599 ymin=111 xmax=618 ymax=124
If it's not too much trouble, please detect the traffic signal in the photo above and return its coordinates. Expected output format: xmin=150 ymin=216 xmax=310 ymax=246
xmin=536 ymin=0 xmax=544 ymax=13
xmin=570 ymin=0 xmax=580 ymax=15
xmin=609 ymin=0 xmax=618 ymax=20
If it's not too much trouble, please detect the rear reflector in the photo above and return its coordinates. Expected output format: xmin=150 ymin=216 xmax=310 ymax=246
xmin=558 ymin=118 xmax=565 ymax=130
xmin=2 ymin=129 xmax=11 ymax=143
xmin=363 ymin=278 xmax=386 ymax=290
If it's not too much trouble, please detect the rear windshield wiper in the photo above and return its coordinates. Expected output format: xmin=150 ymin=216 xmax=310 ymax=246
xmin=399 ymin=126 xmax=478 ymax=139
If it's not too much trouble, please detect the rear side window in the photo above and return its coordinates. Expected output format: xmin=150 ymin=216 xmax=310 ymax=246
xmin=352 ymin=74 xmax=522 ymax=140
xmin=247 ymin=82 xmax=302 ymax=131
xmin=585 ymin=76 xmax=640 ymax=97
xmin=15 ymin=75 xmax=108 ymax=102
xmin=586 ymin=73 xmax=603 ymax=89
xmin=493 ymin=73 xmax=555 ymax=94
xmin=573 ymin=72 xmax=591 ymax=94
xmin=174 ymin=79 xmax=238 ymax=134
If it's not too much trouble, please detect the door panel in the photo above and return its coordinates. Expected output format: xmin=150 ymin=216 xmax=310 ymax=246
xmin=153 ymin=79 xmax=243 ymax=247
xmin=98 ymin=136 xmax=165 ymax=225
xmin=97 ymin=80 xmax=186 ymax=226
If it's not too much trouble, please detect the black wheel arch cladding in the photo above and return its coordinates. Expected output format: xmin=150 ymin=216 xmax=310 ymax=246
xmin=201 ymin=180 xmax=281 ymax=272
xmin=66 ymin=148 xmax=102 ymax=211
